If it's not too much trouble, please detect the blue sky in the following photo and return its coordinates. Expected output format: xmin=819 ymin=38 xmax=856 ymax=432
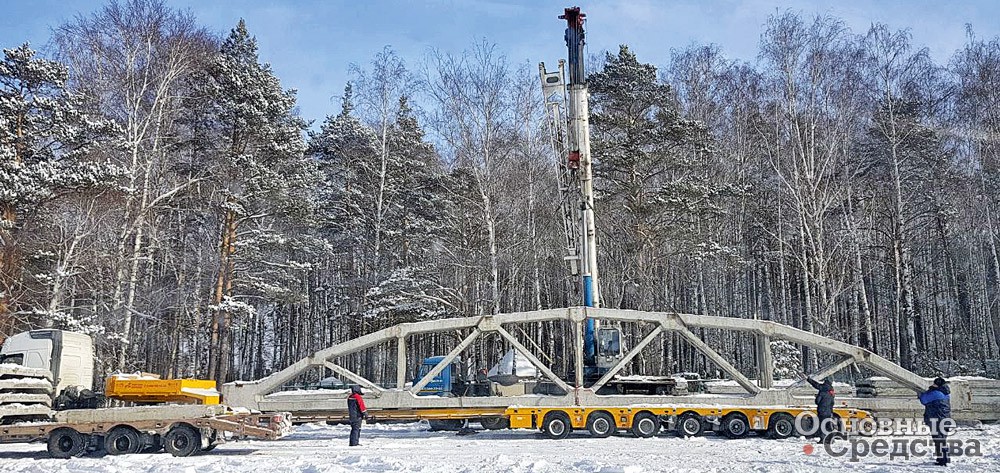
xmin=2 ymin=0 xmax=998 ymax=125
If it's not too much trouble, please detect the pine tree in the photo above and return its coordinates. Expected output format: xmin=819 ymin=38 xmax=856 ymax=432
xmin=310 ymin=89 xmax=449 ymax=327
xmin=201 ymin=20 xmax=314 ymax=384
xmin=588 ymin=45 xmax=724 ymax=310
xmin=0 ymin=43 xmax=118 ymax=335
xmin=382 ymin=96 xmax=445 ymax=267
xmin=770 ymin=340 xmax=803 ymax=380
xmin=311 ymin=84 xmax=379 ymax=250
xmin=367 ymin=96 xmax=450 ymax=323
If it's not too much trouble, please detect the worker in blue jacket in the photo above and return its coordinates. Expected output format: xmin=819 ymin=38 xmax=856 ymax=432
xmin=919 ymin=377 xmax=952 ymax=466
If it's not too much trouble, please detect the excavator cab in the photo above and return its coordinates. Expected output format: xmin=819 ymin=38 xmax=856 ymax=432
xmin=415 ymin=356 xmax=468 ymax=396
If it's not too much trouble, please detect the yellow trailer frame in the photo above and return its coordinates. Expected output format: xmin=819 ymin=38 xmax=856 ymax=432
xmin=506 ymin=405 xmax=871 ymax=439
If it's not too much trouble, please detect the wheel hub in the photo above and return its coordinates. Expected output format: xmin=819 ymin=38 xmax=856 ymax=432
xmin=550 ymin=422 xmax=564 ymax=435
xmin=594 ymin=418 xmax=609 ymax=434
xmin=638 ymin=418 xmax=655 ymax=435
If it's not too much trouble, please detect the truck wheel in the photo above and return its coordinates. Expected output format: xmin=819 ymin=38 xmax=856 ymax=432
xmin=105 ymin=426 xmax=142 ymax=455
xmin=480 ymin=416 xmax=509 ymax=430
xmin=164 ymin=425 xmax=201 ymax=457
xmin=586 ymin=412 xmax=616 ymax=438
xmin=676 ymin=412 xmax=704 ymax=437
xmin=767 ymin=413 xmax=795 ymax=439
xmin=541 ymin=412 xmax=572 ymax=440
xmin=47 ymin=428 xmax=86 ymax=458
xmin=721 ymin=413 xmax=750 ymax=439
xmin=630 ymin=412 xmax=659 ymax=438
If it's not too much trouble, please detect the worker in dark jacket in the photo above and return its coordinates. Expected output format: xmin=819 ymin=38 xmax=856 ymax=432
xmin=347 ymin=385 xmax=367 ymax=446
xmin=806 ymin=377 xmax=836 ymax=444
xmin=919 ymin=377 xmax=952 ymax=466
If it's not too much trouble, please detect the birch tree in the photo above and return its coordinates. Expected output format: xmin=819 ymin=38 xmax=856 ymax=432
xmin=53 ymin=0 xmax=214 ymax=369
xmin=424 ymin=41 xmax=517 ymax=316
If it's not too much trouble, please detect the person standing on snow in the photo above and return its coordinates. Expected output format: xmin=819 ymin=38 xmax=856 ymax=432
xmin=919 ymin=377 xmax=952 ymax=466
xmin=806 ymin=376 xmax=836 ymax=444
xmin=347 ymin=385 xmax=367 ymax=446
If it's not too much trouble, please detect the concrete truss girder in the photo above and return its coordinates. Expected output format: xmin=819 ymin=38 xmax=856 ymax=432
xmin=222 ymin=306 xmax=932 ymax=412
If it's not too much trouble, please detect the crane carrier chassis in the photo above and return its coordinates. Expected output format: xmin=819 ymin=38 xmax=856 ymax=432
xmin=223 ymin=307 xmax=998 ymax=440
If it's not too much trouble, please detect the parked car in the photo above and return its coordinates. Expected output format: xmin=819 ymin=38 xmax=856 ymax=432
xmin=309 ymin=376 xmax=349 ymax=390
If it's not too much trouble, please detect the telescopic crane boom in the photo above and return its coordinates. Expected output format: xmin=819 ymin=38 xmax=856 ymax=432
xmin=541 ymin=7 xmax=603 ymax=371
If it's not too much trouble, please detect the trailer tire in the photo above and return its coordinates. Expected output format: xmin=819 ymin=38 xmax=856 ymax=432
xmin=164 ymin=425 xmax=201 ymax=457
xmin=767 ymin=413 xmax=795 ymax=439
xmin=105 ymin=426 xmax=143 ymax=455
xmin=676 ymin=412 xmax=704 ymax=437
xmin=586 ymin=412 xmax=616 ymax=438
xmin=721 ymin=413 xmax=750 ymax=439
xmin=631 ymin=412 xmax=659 ymax=438
xmin=541 ymin=412 xmax=572 ymax=440
xmin=47 ymin=428 xmax=87 ymax=459
xmin=480 ymin=416 xmax=509 ymax=430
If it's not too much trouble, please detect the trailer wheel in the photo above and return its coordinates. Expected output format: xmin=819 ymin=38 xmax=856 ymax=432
xmin=105 ymin=426 xmax=142 ymax=455
xmin=767 ymin=413 xmax=795 ymax=439
xmin=676 ymin=412 xmax=704 ymax=437
xmin=586 ymin=412 xmax=616 ymax=438
xmin=796 ymin=414 xmax=816 ymax=437
xmin=47 ymin=428 xmax=86 ymax=458
xmin=541 ymin=412 xmax=572 ymax=440
xmin=164 ymin=425 xmax=201 ymax=457
xmin=721 ymin=413 xmax=750 ymax=439
xmin=480 ymin=416 xmax=510 ymax=430
xmin=630 ymin=412 xmax=659 ymax=438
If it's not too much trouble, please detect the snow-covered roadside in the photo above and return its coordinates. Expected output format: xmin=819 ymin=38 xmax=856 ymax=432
xmin=0 ymin=421 xmax=997 ymax=473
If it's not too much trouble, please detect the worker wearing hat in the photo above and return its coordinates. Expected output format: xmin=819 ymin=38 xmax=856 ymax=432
xmin=347 ymin=385 xmax=367 ymax=446
xmin=918 ymin=377 xmax=952 ymax=466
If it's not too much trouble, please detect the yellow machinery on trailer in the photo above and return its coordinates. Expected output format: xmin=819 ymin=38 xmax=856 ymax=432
xmin=105 ymin=374 xmax=220 ymax=405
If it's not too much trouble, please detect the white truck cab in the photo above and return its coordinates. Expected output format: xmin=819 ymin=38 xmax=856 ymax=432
xmin=1 ymin=330 xmax=95 ymax=394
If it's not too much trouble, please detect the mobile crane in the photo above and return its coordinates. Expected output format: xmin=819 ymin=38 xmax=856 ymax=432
xmin=411 ymin=6 xmax=677 ymax=399
xmin=540 ymin=6 xmax=677 ymax=395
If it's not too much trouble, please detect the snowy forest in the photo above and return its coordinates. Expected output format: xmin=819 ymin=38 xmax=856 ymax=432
xmin=3 ymin=0 xmax=1000 ymax=388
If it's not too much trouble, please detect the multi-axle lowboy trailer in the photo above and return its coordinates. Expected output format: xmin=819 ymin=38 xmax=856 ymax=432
xmin=0 ymin=404 xmax=290 ymax=458
xmin=0 ymin=330 xmax=291 ymax=458
xmin=297 ymin=403 xmax=871 ymax=441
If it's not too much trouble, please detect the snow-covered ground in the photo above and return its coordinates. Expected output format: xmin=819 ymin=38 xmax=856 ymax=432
xmin=0 ymin=421 xmax=997 ymax=473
